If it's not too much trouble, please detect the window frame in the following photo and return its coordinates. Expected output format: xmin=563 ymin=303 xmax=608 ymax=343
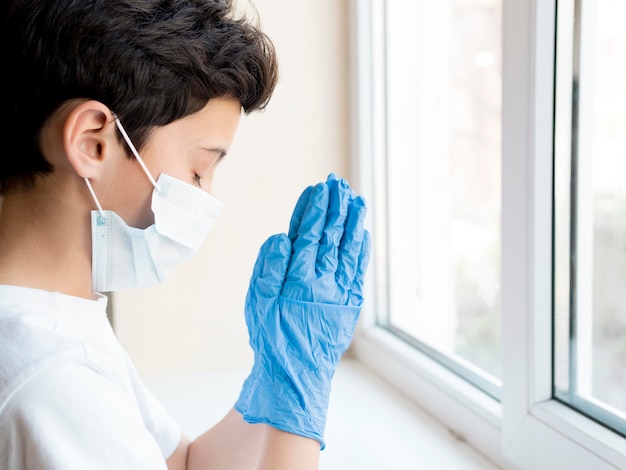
xmin=348 ymin=0 xmax=626 ymax=467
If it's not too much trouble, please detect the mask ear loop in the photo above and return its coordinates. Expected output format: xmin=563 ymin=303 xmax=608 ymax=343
xmin=114 ymin=117 xmax=161 ymax=192
xmin=84 ymin=177 xmax=106 ymax=225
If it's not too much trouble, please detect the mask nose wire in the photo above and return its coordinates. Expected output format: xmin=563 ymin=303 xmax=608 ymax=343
xmin=114 ymin=117 xmax=161 ymax=191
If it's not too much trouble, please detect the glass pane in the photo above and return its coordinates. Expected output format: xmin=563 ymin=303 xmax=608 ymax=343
xmin=554 ymin=0 xmax=626 ymax=435
xmin=384 ymin=0 xmax=502 ymax=392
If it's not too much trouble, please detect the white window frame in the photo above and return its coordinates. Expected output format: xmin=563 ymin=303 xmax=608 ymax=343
xmin=348 ymin=0 xmax=626 ymax=468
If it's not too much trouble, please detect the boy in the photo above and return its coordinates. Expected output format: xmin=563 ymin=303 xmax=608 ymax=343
xmin=0 ymin=0 xmax=370 ymax=469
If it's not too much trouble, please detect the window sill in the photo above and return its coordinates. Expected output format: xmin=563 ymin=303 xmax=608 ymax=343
xmin=144 ymin=357 xmax=499 ymax=469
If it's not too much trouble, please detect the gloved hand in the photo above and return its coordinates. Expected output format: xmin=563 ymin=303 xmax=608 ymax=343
xmin=234 ymin=174 xmax=371 ymax=449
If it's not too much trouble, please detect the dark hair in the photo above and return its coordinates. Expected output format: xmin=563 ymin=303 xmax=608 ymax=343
xmin=0 ymin=0 xmax=278 ymax=194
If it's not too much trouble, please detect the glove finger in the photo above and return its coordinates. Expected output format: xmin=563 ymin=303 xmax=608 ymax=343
xmin=348 ymin=229 xmax=371 ymax=307
xmin=252 ymin=233 xmax=291 ymax=298
xmin=326 ymin=172 xmax=358 ymax=202
xmin=316 ymin=177 xmax=351 ymax=274
xmin=336 ymin=196 xmax=367 ymax=290
xmin=287 ymin=182 xmax=329 ymax=280
xmin=288 ymin=185 xmax=314 ymax=242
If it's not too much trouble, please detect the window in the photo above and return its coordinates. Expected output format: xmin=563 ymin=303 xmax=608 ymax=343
xmin=350 ymin=0 xmax=626 ymax=467
xmin=553 ymin=0 xmax=626 ymax=436
xmin=382 ymin=0 xmax=502 ymax=399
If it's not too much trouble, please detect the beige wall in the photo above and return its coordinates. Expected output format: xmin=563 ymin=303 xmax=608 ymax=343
xmin=113 ymin=0 xmax=350 ymax=377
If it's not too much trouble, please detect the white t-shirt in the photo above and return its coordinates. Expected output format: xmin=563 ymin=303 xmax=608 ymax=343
xmin=0 ymin=285 xmax=181 ymax=469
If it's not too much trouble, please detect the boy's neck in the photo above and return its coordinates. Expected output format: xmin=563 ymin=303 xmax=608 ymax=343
xmin=0 ymin=185 xmax=94 ymax=299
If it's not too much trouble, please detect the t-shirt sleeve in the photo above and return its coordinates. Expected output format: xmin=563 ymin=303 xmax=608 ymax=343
xmin=134 ymin=381 xmax=182 ymax=459
xmin=0 ymin=362 xmax=177 ymax=470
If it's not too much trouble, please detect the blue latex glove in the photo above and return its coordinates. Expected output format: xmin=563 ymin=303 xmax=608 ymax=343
xmin=234 ymin=174 xmax=371 ymax=449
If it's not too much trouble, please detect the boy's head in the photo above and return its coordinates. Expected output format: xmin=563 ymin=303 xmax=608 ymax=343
xmin=0 ymin=0 xmax=278 ymax=194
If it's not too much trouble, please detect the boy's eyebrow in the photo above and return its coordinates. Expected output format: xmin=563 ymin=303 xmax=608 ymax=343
xmin=204 ymin=147 xmax=227 ymax=158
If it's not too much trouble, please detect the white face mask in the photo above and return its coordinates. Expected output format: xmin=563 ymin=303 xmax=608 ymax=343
xmin=85 ymin=117 xmax=223 ymax=292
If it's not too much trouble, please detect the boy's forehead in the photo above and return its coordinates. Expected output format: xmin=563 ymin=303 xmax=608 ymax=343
xmin=144 ymin=97 xmax=241 ymax=149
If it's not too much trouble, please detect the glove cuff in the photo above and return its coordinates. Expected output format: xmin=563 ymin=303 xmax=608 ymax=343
xmin=235 ymin=360 xmax=333 ymax=450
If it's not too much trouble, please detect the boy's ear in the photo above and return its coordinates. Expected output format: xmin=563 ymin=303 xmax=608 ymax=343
xmin=63 ymin=100 xmax=117 ymax=179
